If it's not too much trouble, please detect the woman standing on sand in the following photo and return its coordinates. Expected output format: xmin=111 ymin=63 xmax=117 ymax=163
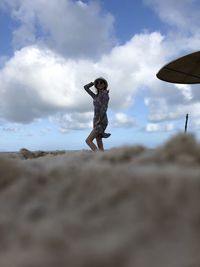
xmin=84 ymin=77 xmax=111 ymax=151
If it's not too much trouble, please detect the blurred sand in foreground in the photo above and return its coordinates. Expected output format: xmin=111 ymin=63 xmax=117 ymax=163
xmin=0 ymin=133 xmax=200 ymax=267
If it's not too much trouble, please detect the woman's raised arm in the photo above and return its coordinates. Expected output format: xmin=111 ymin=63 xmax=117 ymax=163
xmin=84 ymin=82 xmax=96 ymax=98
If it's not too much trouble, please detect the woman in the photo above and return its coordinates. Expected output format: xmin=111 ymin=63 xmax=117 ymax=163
xmin=84 ymin=77 xmax=111 ymax=151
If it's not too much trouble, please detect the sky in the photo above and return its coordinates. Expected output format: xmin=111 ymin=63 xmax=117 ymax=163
xmin=1 ymin=0 xmax=200 ymax=151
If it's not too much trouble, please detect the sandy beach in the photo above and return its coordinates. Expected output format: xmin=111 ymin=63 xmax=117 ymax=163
xmin=0 ymin=133 xmax=200 ymax=267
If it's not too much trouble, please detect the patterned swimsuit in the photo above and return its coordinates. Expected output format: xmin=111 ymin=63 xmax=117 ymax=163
xmin=84 ymin=82 xmax=109 ymax=136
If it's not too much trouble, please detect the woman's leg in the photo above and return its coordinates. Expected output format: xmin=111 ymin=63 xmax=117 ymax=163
xmin=96 ymin=136 xmax=104 ymax=151
xmin=85 ymin=129 xmax=98 ymax=151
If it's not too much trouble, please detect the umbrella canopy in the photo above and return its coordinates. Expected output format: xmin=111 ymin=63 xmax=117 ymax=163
xmin=157 ymin=51 xmax=200 ymax=84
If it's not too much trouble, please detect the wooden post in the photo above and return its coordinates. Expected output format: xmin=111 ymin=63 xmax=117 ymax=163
xmin=185 ymin=114 xmax=188 ymax=133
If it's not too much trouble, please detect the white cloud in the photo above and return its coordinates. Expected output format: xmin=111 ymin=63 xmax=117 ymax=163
xmin=40 ymin=128 xmax=51 ymax=134
xmin=112 ymin=113 xmax=135 ymax=128
xmin=145 ymin=122 xmax=174 ymax=132
xmin=0 ymin=46 xmax=83 ymax=122
xmin=146 ymin=123 xmax=160 ymax=132
xmin=144 ymin=0 xmax=200 ymax=33
xmin=2 ymin=127 xmax=19 ymax=132
xmin=56 ymin=112 xmax=93 ymax=133
xmin=98 ymin=32 xmax=167 ymax=108
xmin=175 ymin=84 xmax=193 ymax=101
xmin=141 ymin=0 xmax=200 ymax=128
xmin=2 ymin=0 xmax=115 ymax=59
xmin=57 ymin=111 xmax=135 ymax=132
xmin=145 ymin=96 xmax=200 ymax=130
xmin=1 ymin=31 xmax=200 ymax=129
xmin=0 ymin=32 xmax=167 ymax=123
xmin=145 ymin=97 xmax=187 ymax=122
xmin=1 ymin=0 xmax=200 ymax=131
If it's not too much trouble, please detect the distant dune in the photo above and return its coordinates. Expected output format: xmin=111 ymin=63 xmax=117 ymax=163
xmin=0 ymin=133 xmax=200 ymax=267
